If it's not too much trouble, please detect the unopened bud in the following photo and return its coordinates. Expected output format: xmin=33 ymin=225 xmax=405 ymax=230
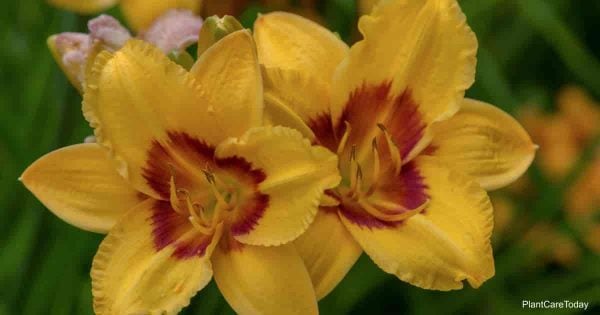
xmin=168 ymin=50 xmax=195 ymax=70
xmin=197 ymin=15 xmax=244 ymax=57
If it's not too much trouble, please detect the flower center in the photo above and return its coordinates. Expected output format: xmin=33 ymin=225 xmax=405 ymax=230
xmin=334 ymin=122 xmax=427 ymax=222
xmin=168 ymin=166 xmax=238 ymax=235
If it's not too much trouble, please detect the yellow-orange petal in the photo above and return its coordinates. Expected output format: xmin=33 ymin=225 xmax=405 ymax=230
xmin=331 ymin=0 xmax=477 ymax=161
xmin=212 ymin=238 xmax=318 ymax=315
xmin=294 ymin=208 xmax=362 ymax=300
xmin=254 ymin=12 xmax=348 ymax=84
xmin=340 ymin=157 xmax=494 ymax=290
xmin=84 ymin=33 xmax=261 ymax=198
xmin=261 ymin=66 xmax=332 ymax=141
xmin=215 ymin=126 xmax=341 ymax=246
xmin=427 ymin=99 xmax=536 ymax=190
xmin=48 ymin=0 xmax=117 ymax=14
xmin=92 ymin=199 xmax=222 ymax=314
xmin=20 ymin=143 xmax=142 ymax=233
xmin=189 ymin=30 xmax=263 ymax=133
xmin=119 ymin=0 xmax=202 ymax=31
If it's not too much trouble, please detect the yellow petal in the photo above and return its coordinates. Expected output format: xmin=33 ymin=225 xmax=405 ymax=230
xmin=215 ymin=126 xmax=341 ymax=246
xmin=254 ymin=12 xmax=348 ymax=83
xmin=212 ymin=239 xmax=318 ymax=315
xmin=340 ymin=157 xmax=494 ymax=290
xmin=428 ymin=99 xmax=536 ymax=190
xmin=48 ymin=0 xmax=117 ymax=14
xmin=120 ymin=0 xmax=202 ymax=31
xmin=262 ymin=66 xmax=332 ymax=141
xmin=92 ymin=199 xmax=222 ymax=314
xmin=331 ymin=0 xmax=477 ymax=160
xmin=294 ymin=208 xmax=362 ymax=300
xmin=189 ymin=30 xmax=263 ymax=132
xmin=20 ymin=144 xmax=142 ymax=233
xmin=84 ymin=34 xmax=261 ymax=198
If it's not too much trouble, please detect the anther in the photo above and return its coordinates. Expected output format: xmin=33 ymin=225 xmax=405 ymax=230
xmin=353 ymin=164 xmax=363 ymax=198
xmin=202 ymin=169 xmax=216 ymax=184
xmin=201 ymin=168 xmax=227 ymax=206
xmin=371 ymin=137 xmax=380 ymax=184
xmin=349 ymin=145 xmax=363 ymax=198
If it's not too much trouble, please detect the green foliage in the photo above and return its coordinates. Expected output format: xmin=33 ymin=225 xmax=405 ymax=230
xmin=1 ymin=0 xmax=599 ymax=314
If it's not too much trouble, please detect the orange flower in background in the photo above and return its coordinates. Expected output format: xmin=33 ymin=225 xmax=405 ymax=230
xmin=519 ymin=86 xmax=600 ymax=182
xmin=518 ymin=85 xmax=600 ymax=257
xmin=490 ymin=195 xmax=515 ymax=241
xmin=522 ymin=223 xmax=581 ymax=268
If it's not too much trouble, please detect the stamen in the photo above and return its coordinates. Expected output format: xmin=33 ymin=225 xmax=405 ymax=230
xmin=202 ymin=168 xmax=227 ymax=206
xmin=349 ymin=145 xmax=358 ymax=195
xmin=371 ymin=137 xmax=380 ymax=184
xmin=188 ymin=216 xmax=214 ymax=235
xmin=210 ymin=202 xmax=228 ymax=229
xmin=193 ymin=203 xmax=209 ymax=225
xmin=184 ymin=195 xmax=203 ymax=224
xmin=337 ymin=121 xmax=352 ymax=156
xmin=320 ymin=193 xmax=340 ymax=207
xmin=377 ymin=123 xmax=402 ymax=174
xmin=354 ymin=164 xmax=363 ymax=197
xmin=169 ymin=176 xmax=185 ymax=215
xmin=358 ymin=198 xmax=428 ymax=222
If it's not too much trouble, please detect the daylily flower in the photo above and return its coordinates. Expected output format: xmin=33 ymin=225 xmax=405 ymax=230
xmin=21 ymin=30 xmax=340 ymax=314
xmin=48 ymin=0 xmax=201 ymax=31
xmin=253 ymin=0 xmax=535 ymax=297
xmin=48 ymin=10 xmax=202 ymax=92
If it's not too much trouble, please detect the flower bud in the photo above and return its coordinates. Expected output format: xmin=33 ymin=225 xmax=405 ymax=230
xmin=197 ymin=15 xmax=243 ymax=57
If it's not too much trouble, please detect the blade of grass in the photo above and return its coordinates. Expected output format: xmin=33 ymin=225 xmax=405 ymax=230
xmin=517 ymin=0 xmax=600 ymax=94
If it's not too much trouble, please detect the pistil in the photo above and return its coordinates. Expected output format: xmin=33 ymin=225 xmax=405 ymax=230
xmin=358 ymin=198 xmax=429 ymax=222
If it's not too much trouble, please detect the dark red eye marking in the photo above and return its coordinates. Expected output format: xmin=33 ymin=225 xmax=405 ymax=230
xmin=338 ymin=161 xmax=429 ymax=229
xmin=150 ymin=200 xmax=216 ymax=259
xmin=216 ymin=156 xmax=269 ymax=236
xmin=143 ymin=131 xmax=215 ymax=199
xmin=307 ymin=82 xmax=426 ymax=161
xmin=144 ymin=131 xmax=270 ymax=258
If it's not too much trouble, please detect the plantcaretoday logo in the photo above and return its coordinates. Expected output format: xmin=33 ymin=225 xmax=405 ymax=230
xmin=522 ymin=300 xmax=590 ymax=310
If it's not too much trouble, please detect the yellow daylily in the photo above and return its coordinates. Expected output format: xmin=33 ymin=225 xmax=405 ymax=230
xmin=253 ymin=0 xmax=535 ymax=297
xmin=49 ymin=0 xmax=201 ymax=31
xmin=22 ymin=30 xmax=341 ymax=314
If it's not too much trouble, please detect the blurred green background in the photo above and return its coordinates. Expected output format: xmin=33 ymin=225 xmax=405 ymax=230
xmin=1 ymin=0 xmax=599 ymax=314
